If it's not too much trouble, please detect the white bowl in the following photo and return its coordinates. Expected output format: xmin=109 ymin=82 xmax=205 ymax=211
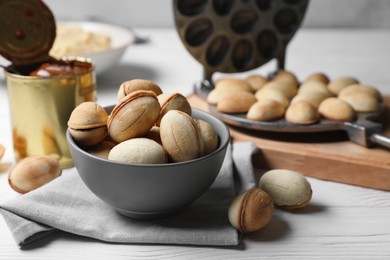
xmin=54 ymin=21 xmax=135 ymax=74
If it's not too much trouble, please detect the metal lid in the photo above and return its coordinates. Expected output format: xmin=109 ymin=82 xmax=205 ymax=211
xmin=173 ymin=0 xmax=309 ymax=82
xmin=0 ymin=0 xmax=56 ymax=66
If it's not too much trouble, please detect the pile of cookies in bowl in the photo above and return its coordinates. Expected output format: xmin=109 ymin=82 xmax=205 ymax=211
xmin=68 ymin=79 xmax=221 ymax=163
xmin=207 ymin=71 xmax=382 ymax=125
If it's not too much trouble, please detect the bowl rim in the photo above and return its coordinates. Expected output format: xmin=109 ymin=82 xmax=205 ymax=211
xmin=55 ymin=21 xmax=135 ymax=56
xmin=67 ymin=108 xmax=230 ymax=168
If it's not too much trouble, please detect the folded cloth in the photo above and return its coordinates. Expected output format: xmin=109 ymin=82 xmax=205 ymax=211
xmin=0 ymin=142 xmax=258 ymax=247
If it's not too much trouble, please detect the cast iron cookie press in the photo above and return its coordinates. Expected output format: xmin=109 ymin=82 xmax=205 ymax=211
xmin=172 ymin=0 xmax=390 ymax=149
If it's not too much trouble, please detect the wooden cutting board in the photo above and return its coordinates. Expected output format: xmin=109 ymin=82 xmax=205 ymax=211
xmin=187 ymin=94 xmax=390 ymax=191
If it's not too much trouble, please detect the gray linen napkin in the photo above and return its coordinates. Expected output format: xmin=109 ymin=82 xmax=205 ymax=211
xmin=0 ymin=142 xmax=258 ymax=247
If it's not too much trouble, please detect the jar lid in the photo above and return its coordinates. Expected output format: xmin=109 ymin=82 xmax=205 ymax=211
xmin=0 ymin=0 xmax=56 ymax=66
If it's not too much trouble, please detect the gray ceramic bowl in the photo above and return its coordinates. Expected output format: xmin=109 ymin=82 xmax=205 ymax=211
xmin=66 ymin=107 xmax=230 ymax=219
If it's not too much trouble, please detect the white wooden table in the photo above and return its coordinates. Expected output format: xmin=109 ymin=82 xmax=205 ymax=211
xmin=1 ymin=28 xmax=390 ymax=259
